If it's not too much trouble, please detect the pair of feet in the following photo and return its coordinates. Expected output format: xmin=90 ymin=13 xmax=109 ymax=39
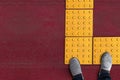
xmin=69 ymin=52 xmax=112 ymax=77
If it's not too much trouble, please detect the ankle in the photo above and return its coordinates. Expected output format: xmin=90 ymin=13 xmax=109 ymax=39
xmin=100 ymin=69 xmax=110 ymax=73
xmin=73 ymin=74 xmax=84 ymax=80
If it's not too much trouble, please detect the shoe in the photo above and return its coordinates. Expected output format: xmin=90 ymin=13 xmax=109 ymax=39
xmin=69 ymin=57 xmax=82 ymax=76
xmin=100 ymin=52 xmax=112 ymax=72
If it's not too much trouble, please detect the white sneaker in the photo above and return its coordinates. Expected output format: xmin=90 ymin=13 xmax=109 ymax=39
xmin=100 ymin=52 xmax=112 ymax=72
xmin=69 ymin=57 xmax=82 ymax=76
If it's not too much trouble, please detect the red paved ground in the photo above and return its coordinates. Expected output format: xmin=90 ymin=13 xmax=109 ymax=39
xmin=0 ymin=0 xmax=120 ymax=80
xmin=94 ymin=0 xmax=120 ymax=37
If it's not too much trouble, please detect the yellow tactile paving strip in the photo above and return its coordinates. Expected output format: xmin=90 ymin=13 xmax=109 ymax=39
xmin=66 ymin=0 xmax=94 ymax=9
xmin=65 ymin=0 xmax=120 ymax=64
xmin=65 ymin=0 xmax=120 ymax=65
xmin=93 ymin=37 xmax=120 ymax=64
xmin=65 ymin=0 xmax=94 ymax=64
xmin=65 ymin=37 xmax=92 ymax=64
xmin=65 ymin=10 xmax=93 ymax=36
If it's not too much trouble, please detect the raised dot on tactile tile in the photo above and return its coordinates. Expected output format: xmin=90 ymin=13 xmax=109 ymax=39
xmin=89 ymin=4 xmax=91 ymax=7
xmin=82 ymin=49 xmax=85 ymax=52
xmin=77 ymin=32 xmax=80 ymax=35
xmin=82 ymin=60 xmax=84 ymax=63
xmin=88 ymin=49 xmax=91 ymax=52
xmin=76 ymin=54 xmax=79 ymax=57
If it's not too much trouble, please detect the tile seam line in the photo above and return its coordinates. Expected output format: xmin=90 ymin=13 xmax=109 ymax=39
xmin=92 ymin=36 xmax=94 ymax=64
xmin=65 ymin=36 xmax=93 ymax=37
xmin=66 ymin=8 xmax=94 ymax=10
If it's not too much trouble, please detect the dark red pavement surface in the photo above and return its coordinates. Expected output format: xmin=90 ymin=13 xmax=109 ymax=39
xmin=94 ymin=0 xmax=120 ymax=37
xmin=0 ymin=0 xmax=120 ymax=80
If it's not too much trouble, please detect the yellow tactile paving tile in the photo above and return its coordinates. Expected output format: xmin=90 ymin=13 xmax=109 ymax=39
xmin=65 ymin=10 xmax=93 ymax=36
xmin=65 ymin=37 xmax=92 ymax=64
xmin=66 ymin=0 xmax=94 ymax=9
xmin=93 ymin=37 xmax=120 ymax=64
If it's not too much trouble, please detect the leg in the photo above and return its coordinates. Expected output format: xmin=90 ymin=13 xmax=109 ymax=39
xmin=98 ymin=52 xmax=112 ymax=80
xmin=72 ymin=74 xmax=83 ymax=80
xmin=98 ymin=69 xmax=111 ymax=80
xmin=69 ymin=58 xmax=84 ymax=80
